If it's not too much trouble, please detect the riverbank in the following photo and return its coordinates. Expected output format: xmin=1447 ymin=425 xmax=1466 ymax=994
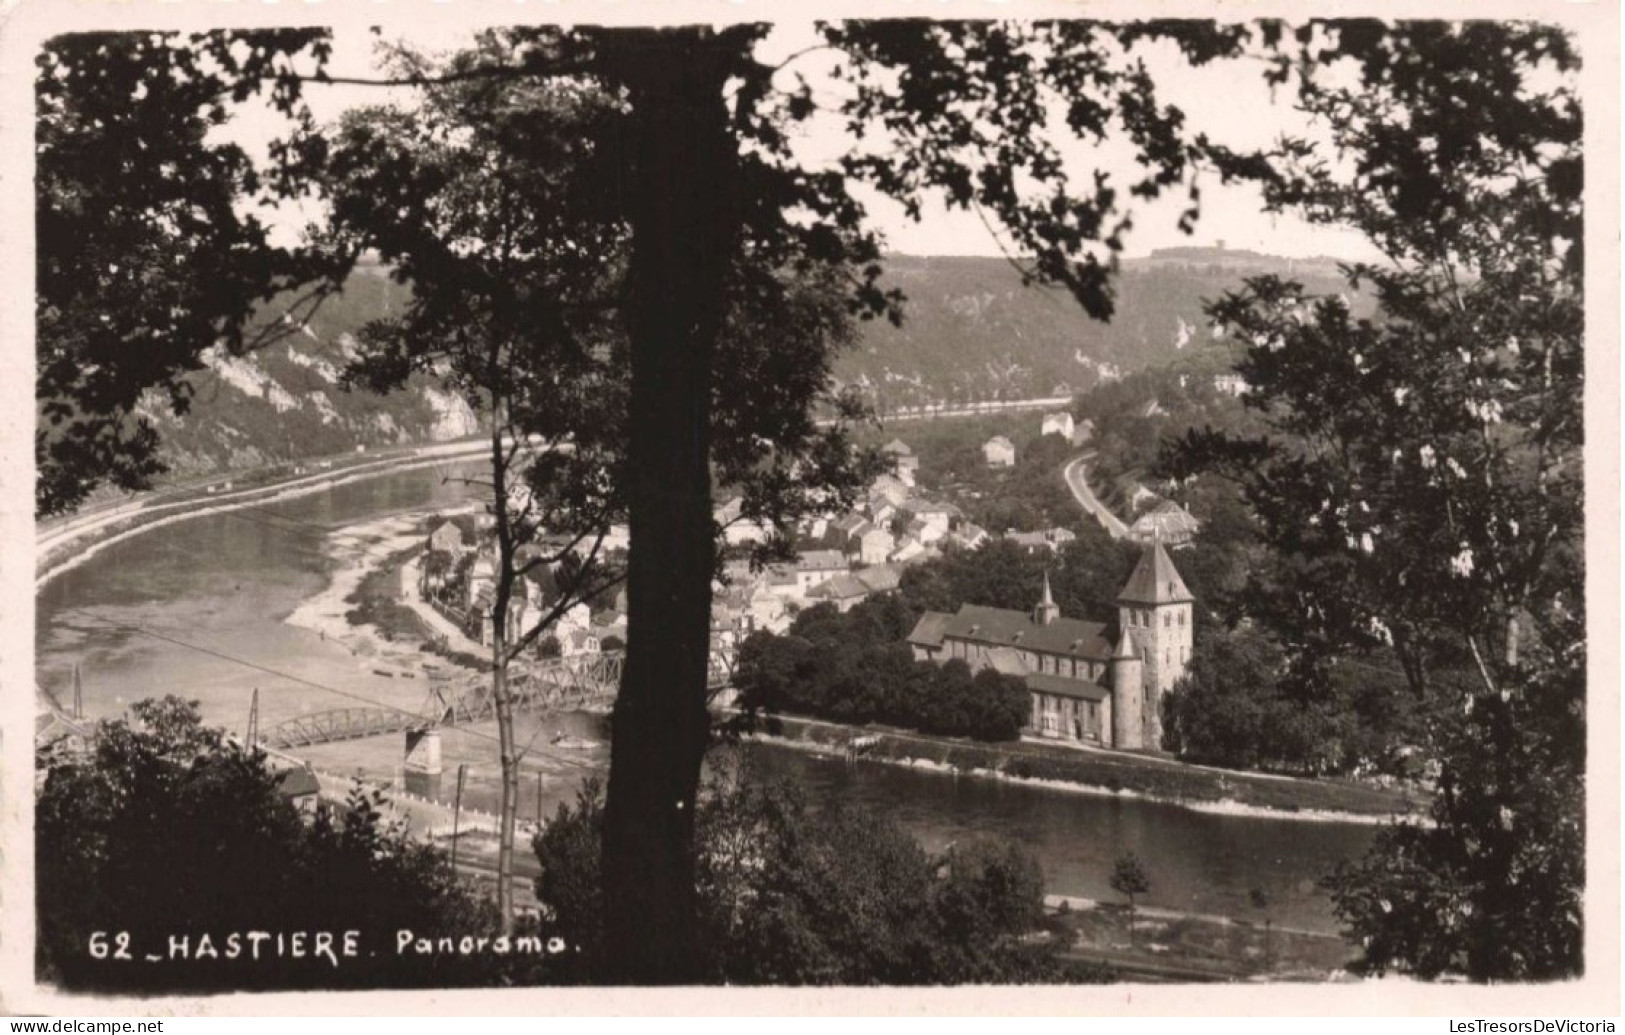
xmin=747 ymin=713 xmax=1419 ymax=824
xmin=283 ymin=509 xmax=487 ymax=685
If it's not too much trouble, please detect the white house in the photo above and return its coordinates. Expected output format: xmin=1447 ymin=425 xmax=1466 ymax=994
xmin=1041 ymin=412 xmax=1076 ymax=439
xmin=983 ymin=436 xmax=1016 ymax=467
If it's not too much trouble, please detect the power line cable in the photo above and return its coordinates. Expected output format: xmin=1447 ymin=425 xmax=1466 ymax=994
xmin=56 ymin=605 xmax=599 ymax=771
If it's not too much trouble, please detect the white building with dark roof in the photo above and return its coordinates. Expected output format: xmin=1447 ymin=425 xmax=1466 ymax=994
xmin=906 ymin=544 xmax=1193 ymax=750
xmin=1041 ymin=412 xmax=1076 ymax=440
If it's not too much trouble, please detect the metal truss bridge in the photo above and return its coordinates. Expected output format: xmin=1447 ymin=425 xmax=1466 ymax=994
xmin=264 ymin=648 xmax=735 ymax=750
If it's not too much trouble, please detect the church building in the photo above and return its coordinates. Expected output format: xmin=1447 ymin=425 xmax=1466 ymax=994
xmin=905 ymin=542 xmax=1194 ymax=751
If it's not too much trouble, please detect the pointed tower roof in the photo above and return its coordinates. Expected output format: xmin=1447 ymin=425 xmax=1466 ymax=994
xmin=1033 ymin=569 xmax=1060 ymax=626
xmin=1112 ymin=629 xmax=1137 ymax=660
xmin=1116 ymin=542 xmax=1194 ymax=605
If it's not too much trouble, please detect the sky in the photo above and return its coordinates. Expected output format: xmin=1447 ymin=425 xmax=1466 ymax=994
xmin=243 ymin=22 xmax=1385 ymax=264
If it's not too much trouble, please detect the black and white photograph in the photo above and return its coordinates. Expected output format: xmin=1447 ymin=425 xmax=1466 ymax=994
xmin=5 ymin=0 xmax=1617 ymax=1015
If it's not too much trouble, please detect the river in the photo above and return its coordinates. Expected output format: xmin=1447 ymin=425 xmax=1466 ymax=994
xmin=35 ymin=461 xmax=1376 ymax=936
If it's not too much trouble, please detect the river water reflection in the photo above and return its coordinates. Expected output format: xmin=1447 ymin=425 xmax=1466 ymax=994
xmin=35 ymin=462 xmax=1375 ymax=935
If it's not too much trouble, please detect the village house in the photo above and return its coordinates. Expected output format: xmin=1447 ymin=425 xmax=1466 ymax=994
xmin=715 ymin=495 xmax=772 ymax=545
xmin=849 ymin=520 xmax=895 ymax=565
xmin=807 ymin=564 xmax=903 ymax=613
xmin=426 ymin=516 xmax=475 ymax=556
xmin=868 ymin=499 xmax=900 ymax=527
xmin=904 ymin=499 xmax=961 ymax=538
xmin=948 ymin=522 xmax=990 ymax=550
xmin=829 ymin=513 xmax=869 ymax=543
xmin=868 ymin=473 xmax=912 ymax=511
xmin=769 ymin=549 xmax=847 ymax=595
xmin=1040 ymin=412 xmax=1076 ymax=440
xmin=1126 ymin=500 xmax=1202 ymax=547
xmin=881 ymin=438 xmax=920 ymax=485
xmin=888 ymin=536 xmax=928 ymax=565
xmin=1213 ymin=372 xmax=1248 ymax=397
xmin=982 ymin=435 xmax=1017 ymax=467
xmin=906 ymin=543 xmax=1193 ymax=750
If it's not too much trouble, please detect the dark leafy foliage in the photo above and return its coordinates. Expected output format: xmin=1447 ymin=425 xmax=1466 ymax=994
xmin=733 ymin=597 xmax=1030 ymax=742
xmin=1160 ymin=21 xmax=1585 ymax=980
xmin=35 ymin=31 xmax=342 ymax=515
xmin=1324 ymin=632 xmax=1584 ymax=980
xmin=534 ymin=763 xmax=1065 ymax=984
xmin=1160 ymin=624 xmax=1429 ymax=777
xmin=36 ymin=697 xmax=540 ymax=993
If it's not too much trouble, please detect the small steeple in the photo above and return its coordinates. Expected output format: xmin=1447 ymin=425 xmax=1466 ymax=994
xmin=1033 ymin=570 xmax=1060 ymax=627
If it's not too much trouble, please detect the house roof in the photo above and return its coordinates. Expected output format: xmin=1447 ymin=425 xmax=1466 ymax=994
xmin=428 ymin=519 xmax=469 ymax=544
xmin=796 ymin=550 xmax=847 ymax=571
xmin=985 ymin=435 xmax=1014 ymax=450
xmin=906 ymin=611 xmax=953 ymax=649
xmin=881 ymin=438 xmax=913 ymax=456
xmin=1024 ymin=671 xmax=1110 ymax=702
xmin=901 ymin=545 xmax=942 ymax=565
xmin=855 ymin=565 xmax=901 ymax=593
xmin=832 ymin=514 xmax=868 ymax=535
xmin=1117 ymin=542 xmax=1195 ymax=605
xmin=982 ymin=646 xmax=1030 ymax=676
xmin=810 ymin=573 xmax=869 ymax=601
xmin=1128 ymin=500 xmax=1202 ymax=543
xmin=907 ymin=499 xmax=962 ymax=520
xmin=941 ymin=604 xmax=1115 ymax=661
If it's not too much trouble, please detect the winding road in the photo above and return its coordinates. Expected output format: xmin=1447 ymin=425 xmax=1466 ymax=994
xmin=1063 ymin=453 xmax=1128 ymax=539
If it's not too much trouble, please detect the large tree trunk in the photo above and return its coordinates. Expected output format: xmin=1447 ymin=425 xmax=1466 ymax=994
xmin=599 ymin=30 xmax=738 ymax=984
xmin=494 ymin=634 xmax=519 ymax=936
xmin=490 ymin=415 xmax=520 ymax=938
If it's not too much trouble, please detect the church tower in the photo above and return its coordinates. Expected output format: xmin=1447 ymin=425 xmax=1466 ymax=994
xmin=1108 ymin=629 xmax=1143 ymax=750
xmin=1116 ymin=542 xmax=1195 ymax=748
xmin=1032 ymin=571 xmax=1060 ymax=627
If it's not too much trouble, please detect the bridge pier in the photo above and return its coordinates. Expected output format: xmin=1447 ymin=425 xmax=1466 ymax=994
xmin=403 ymin=727 xmax=443 ymax=800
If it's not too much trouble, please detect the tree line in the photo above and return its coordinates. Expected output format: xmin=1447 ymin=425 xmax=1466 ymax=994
xmin=734 ymin=597 xmax=1030 ymax=742
xmin=36 ymin=18 xmax=1586 ymax=982
xmin=37 ymin=697 xmax=1091 ymax=990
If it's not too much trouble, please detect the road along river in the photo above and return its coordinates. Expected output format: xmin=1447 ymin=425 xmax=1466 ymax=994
xmin=35 ymin=460 xmax=1377 ymax=936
